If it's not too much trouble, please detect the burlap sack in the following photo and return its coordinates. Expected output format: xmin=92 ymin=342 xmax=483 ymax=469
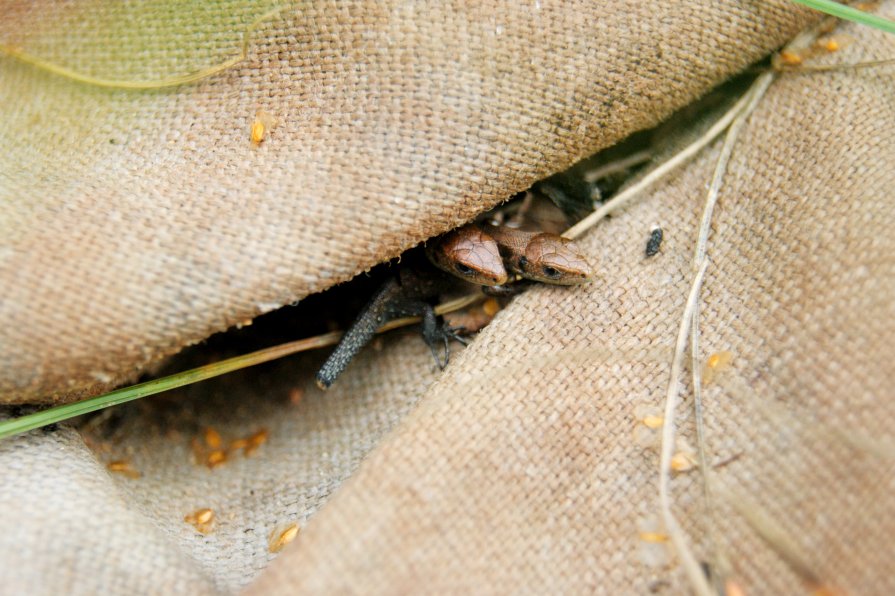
xmin=3 ymin=0 xmax=893 ymax=594
xmin=1 ymin=0 xmax=814 ymax=404
xmin=248 ymin=18 xmax=895 ymax=590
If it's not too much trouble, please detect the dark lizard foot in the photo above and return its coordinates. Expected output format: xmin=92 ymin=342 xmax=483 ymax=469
xmin=422 ymin=309 xmax=470 ymax=369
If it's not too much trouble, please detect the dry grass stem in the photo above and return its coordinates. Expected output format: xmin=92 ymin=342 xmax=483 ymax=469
xmin=687 ymin=71 xmax=775 ymax=591
xmin=562 ymin=83 xmax=760 ymax=241
xmin=657 ymin=259 xmax=712 ymax=596
xmin=0 ymin=5 xmax=288 ymax=89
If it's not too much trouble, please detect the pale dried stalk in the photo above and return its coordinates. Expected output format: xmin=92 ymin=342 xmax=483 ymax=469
xmin=562 ymin=84 xmax=759 ymax=241
xmin=0 ymin=6 xmax=288 ymax=89
xmin=657 ymin=259 xmax=713 ymax=596
xmin=687 ymin=71 xmax=775 ymax=591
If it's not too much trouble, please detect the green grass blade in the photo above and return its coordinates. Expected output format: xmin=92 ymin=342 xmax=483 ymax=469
xmin=789 ymin=0 xmax=895 ymax=35
xmin=0 ymin=293 xmax=483 ymax=441
xmin=0 ymin=331 xmax=341 ymax=441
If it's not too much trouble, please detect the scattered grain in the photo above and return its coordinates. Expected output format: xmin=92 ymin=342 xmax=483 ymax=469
xmin=245 ymin=428 xmax=269 ymax=457
xmin=269 ymin=523 xmax=300 ymax=553
xmin=204 ymin=427 xmax=222 ymax=449
xmin=702 ymin=350 xmax=733 ymax=385
xmin=250 ymin=110 xmax=277 ymax=145
xmin=206 ymin=450 xmax=227 ymax=468
xmin=778 ymin=50 xmax=803 ymax=66
xmin=107 ymin=460 xmax=141 ymax=479
xmin=184 ymin=508 xmax=216 ymax=534
xmin=482 ymin=298 xmax=501 ymax=317
xmin=670 ymin=451 xmax=698 ymax=472
xmin=637 ymin=516 xmax=670 ymax=567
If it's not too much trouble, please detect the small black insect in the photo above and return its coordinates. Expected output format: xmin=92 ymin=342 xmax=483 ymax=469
xmin=645 ymin=226 xmax=663 ymax=257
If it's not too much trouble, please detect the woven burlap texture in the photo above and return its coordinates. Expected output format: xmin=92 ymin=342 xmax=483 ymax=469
xmin=3 ymin=1 xmax=893 ymax=595
xmin=247 ymin=32 xmax=895 ymax=596
xmin=0 ymin=0 xmax=813 ymax=404
xmin=0 ymin=338 xmax=446 ymax=594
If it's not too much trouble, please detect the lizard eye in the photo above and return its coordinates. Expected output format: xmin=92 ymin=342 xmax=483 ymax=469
xmin=542 ymin=266 xmax=560 ymax=279
xmin=454 ymin=262 xmax=474 ymax=276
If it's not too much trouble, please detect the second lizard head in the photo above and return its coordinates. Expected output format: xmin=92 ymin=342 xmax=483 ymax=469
xmin=516 ymin=233 xmax=593 ymax=285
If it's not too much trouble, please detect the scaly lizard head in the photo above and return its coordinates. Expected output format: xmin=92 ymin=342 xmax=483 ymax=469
xmin=518 ymin=233 xmax=593 ymax=285
xmin=426 ymin=226 xmax=508 ymax=286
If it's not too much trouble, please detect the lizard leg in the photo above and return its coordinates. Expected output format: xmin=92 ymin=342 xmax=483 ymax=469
xmin=420 ymin=310 xmax=471 ymax=368
xmin=317 ymin=276 xmax=468 ymax=387
xmin=420 ymin=305 xmax=449 ymax=369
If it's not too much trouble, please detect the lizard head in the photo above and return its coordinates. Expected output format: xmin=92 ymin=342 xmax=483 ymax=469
xmin=518 ymin=233 xmax=593 ymax=285
xmin=426 ymin=226 xmax=508 ymax=286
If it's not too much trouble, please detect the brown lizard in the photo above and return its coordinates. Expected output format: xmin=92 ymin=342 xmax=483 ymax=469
xmin=315 ymin=228 xmax=508 ymax=389
xmin=315 ymin=223 xmax=593 ymax=389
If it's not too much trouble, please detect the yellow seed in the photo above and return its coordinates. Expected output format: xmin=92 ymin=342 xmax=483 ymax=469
xmin=107 ymin=460 xmax=141 ymax=479
xmin=642 ymin=415 xmax=664 ymax=429
xmin=703 ymin=350 xmax=733 ymax=385
xmin=637 ymin=515 xmax=670 ymax=567
xmin=204 ymin=427 xmax=222 ymax=449
xmin=250 ymin=110 xmax=277 ymax=145
xmin=206 ymin=450 xmax=227 ymax=468
xmin=249 ymin=429 xmax=269 ymax=447
xmin=243 ymin=429 xmax=269 ymax=457
xmin=184 ymin=508 xmax=215 ymax=534
xmin=707 ymin=350 xmax=733 ymax=369
xmin=269 ymin=523 xmax=300 ymax=553
xmin=250 ymin=120 xmax=266 ymax=145
xmin=814 ymin=34 xmax=852 ymax=54
xmin=778 ymin=50 xmax=802 ymax=66
xmin=639 ymin=531 xmax=669 ymax=543
xmin=632 ymin=406 xmax=663 ymax=446
xmin=671 ymin=451 xmax=697 ymax=472
xmin=482 ymin=298 xmax=500 ymax=317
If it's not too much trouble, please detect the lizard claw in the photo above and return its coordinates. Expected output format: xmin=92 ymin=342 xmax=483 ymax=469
xmin=425 ymin=324 xmax=470 ymax=370
xmin=441 ymin=333 xmax=451 ymax=368
xmin=428 ymin=338 xmax=450 ymax=370
xmin=442 ymin=324 xmax=469 ymax=346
